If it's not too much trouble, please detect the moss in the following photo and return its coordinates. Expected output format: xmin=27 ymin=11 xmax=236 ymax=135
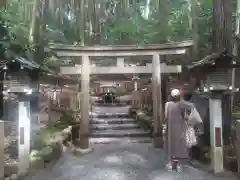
xmin=232 ymin=111 xmax=240 ymax=116
xmin=31 ymin=110 xmax=78 ymax=151
xmin=136 ymin=110 xmax=153 ymax=136
xmin=5 ymin=140 xmax=18 ymax=158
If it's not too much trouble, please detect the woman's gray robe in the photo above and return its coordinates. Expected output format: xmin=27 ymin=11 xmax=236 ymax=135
xmin=165 ymin=101 xmax=189 ymax=159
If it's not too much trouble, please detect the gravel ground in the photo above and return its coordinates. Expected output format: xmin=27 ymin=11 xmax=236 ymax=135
xmin=24 ymin=143 xmax=238 ymax=180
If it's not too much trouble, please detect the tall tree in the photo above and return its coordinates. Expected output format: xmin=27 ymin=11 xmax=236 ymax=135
xmin=191 ymin=0 xmax=199 ymax=60
xmin=212 ymin=0 xmax=232 ymax=52
xmin=231 ymin=0 xmax=240 ymax=118
xmin=212 ymin=0 xmax=233 ymax=145
xmin=159 ymin=0 xmax=169 ymax=43
xmin=0 ymin=0 xmax=6 ymax=119
xmin=0 ymin=0 xmax=6 ymax=9
xmin=29 ymin=0 xmax=45 ymax=63
xmin=75 ymin=0 xmax=86 ymax=45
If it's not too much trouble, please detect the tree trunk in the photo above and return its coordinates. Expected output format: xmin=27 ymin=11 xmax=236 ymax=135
xmin=0 ymin=0 xmax=6 ymax=8
xmin=0 ymin=0 xmax=6 ymax=119
xmin=191 ymin=0 xmax=199 ymax=60
xmin=159 ymin=0 xmax=169 ymax=43
xmin=212 ymin=0 xmax=233 ymax=145
xmin=29 ymin=0 xmax=46 ymax=64
xmin=29 ymin=0 xmax=46 ymax=119
xmin=29 ymin=0 xmax=41 ymax=45
xmin=158 ymin=0 xmax=169 ymax=106
xmin=0 ymin=0 xmax=6 ymax=9
xmin=231 ymin=0 xmax=240 ymax=109
xmin=212 ymin=0 xmax=232 ymax=52
xmin=75 ymin=0 xmax=85 ymax=45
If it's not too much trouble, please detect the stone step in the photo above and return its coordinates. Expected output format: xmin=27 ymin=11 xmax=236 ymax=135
xmin=91 ymin=123 xmax=140 ymax=130
xmin=90 ymin=137 xmax=152 ymax=144
xmin=91 ymin=113 xmax=130 ymax=118
xmin=90 ymin=118 xmax=135 ymax=125
xmin=92 ymin=103 xmax=127 ymax=107
xmin=91 ymin=129 xmax=150 ymax=138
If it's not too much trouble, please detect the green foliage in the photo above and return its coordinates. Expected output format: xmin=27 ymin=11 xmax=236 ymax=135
xmin=31 ymin=110 xmax=77 ymax=150
xmin=46 ymin=110 xmax=76 ymax=132
xmin=1 ymin=0 xmax=214 ymax=66
xmin=31 ymin=135 xmax=45 ymax=150
xmin=136 ymin=110 xmax=153 ymax=135
xmin=198 ymin=0 xmax=213 ymax=55
xmin=0 ymin=0 xmax=33 ymax=54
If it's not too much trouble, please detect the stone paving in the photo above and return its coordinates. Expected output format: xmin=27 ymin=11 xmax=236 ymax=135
xmin=24 ymin=105 xmax=238 ymax=180
xmin=25 ymin=143 xmax=237 ymax=180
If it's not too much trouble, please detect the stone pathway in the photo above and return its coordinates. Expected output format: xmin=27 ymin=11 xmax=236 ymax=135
xmin=25 ymin=143 xmax=237 ymax=180
xmin=24 ymin=104 xmax=238 ymax=180
xmin=90 ymin=105 xmax=151 ymax=143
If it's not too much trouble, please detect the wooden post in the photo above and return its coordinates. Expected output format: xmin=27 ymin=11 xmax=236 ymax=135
xmin=79 ymin=55 xmax=90 ymax=150
xmin=47 ymin=92 xmax=52 ymax=122
xmin=70 ymin=96 xmax=74 ymax=109
xmin=133 ymin=77 xmax=138 ymax=92
xmin=209 ymin=92 xmax=224 ymax=175
xmin=77 ymin=92 xmax=81 ymax=110
xmin=152 ymin=53 xmax=163 ymax=148
xmin=236 ymin=120 xmax=240 ymax=173
xmin=56 ymin=91 xmax=60 ymax=107
xmin=77 ymin=81 xmax=81 ymax=110
xmin=0 ymin=120 xmax=4 ymax=180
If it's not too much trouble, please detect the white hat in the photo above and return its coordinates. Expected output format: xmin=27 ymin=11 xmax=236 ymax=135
xmin=170 ymin=89 xmax=180 ymax=97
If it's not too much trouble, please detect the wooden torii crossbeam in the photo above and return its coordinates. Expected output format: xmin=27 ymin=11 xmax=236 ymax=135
xmin=49 ymin=40 xmax=193 ymax=151
xmin=49 ymin=40 xmax=192 ymax=56
xmin=60 ymin=63 xmax=182 ymax=75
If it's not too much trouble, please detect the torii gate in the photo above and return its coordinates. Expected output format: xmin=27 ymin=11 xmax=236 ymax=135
xmin=49 ymin=40 xmax=193 ymax=151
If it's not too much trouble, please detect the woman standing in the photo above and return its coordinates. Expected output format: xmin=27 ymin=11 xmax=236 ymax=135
xmin=165 ymin=89 xmax=189 ymax=171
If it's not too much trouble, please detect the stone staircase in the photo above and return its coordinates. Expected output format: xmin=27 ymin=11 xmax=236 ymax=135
xmin=90 ymin=106 xmax=152 ymax=144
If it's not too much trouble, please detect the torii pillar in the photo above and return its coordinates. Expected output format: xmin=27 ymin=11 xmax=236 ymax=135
xmin=152 ymin=54 xmax=163 ymax=148
xmin=78 ymin=55 xmax=91 ymax=151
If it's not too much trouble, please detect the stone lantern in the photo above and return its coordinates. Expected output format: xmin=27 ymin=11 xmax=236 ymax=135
xmin=187 ymin=50 xmax=240 ymax=175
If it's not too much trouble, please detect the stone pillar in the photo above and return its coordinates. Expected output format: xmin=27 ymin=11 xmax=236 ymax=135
xmin=209 ymin=93 xmax=224 ymax=175
xmin=79 ymin=55 xmax=91 ymax=150
xmin=18 ymin=101 xmax=30 ymax=176
xmin=117 ymin=57 xmax=124 ymax=67
xmin=0 ymin=120 xmax=4 ymax=180
xmin=152 ymin=54 xmax=163 ymax=148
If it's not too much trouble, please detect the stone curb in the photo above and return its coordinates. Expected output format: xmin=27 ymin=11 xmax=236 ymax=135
xmin=4 ymin=127 xmax=72 ymax=180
